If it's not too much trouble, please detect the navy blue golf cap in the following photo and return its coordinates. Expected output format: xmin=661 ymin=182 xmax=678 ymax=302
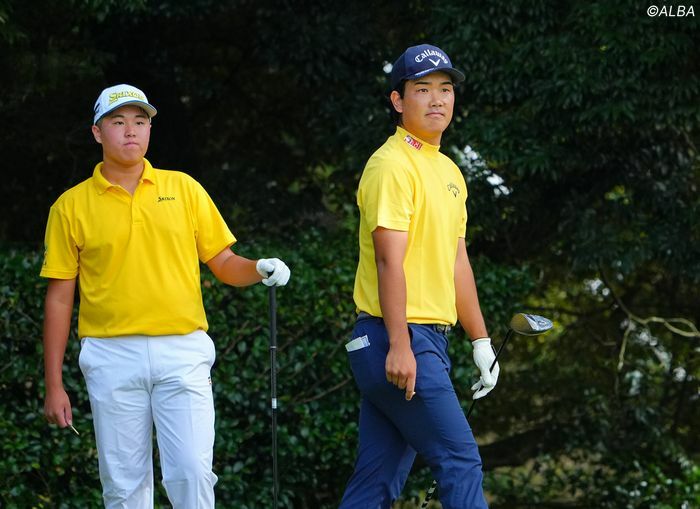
xmin=390 ymin=44 xmax=465 ymax=90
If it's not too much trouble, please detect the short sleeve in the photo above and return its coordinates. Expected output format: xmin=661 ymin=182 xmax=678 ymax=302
xmin=358 ymin=161 xmax=414 ymax=233
xmin=40 ymin=205 xmax=79 ymax=279
xmin=459 ymin=203 xmax=468 ymax=238
xmin=190 ymin=180 xmax=237 ymax=263
xmin=458 ymin=169 xmax=468 ymax=238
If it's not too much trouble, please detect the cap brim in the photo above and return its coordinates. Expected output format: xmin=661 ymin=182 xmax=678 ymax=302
xmin=96 ymin=101 xmax=158 ymax=123
xmin=409 ymin=67 xmax=465 ymax=84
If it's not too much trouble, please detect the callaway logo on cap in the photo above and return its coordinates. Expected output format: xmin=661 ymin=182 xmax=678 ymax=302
xmin=390 ymin=44 xmax=465 ymax=90
xmin=93 ymin=84 xmax=157 ymax=125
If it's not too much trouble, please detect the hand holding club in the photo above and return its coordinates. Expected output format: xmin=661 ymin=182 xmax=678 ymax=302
xmin=471 ymin=337 xmax=500 ymax=399
xmin=256 ymin=258 xmax=291 ymax=287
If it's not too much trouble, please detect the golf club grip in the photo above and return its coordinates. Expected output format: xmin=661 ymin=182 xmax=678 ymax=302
xmin=489 ymin=328 xmax=513 ymax=370
xmin=423 ymin=328 xmax=515 ymax=507
xmin=268 ymin=285 xmax=279 ymax=507
xmin=269 ymin=286 xmax=277 ymax=341
xmin=269 ymin=286 xmax=277 ymax=410
xmin=465 ymin=328 xmax=513 ymax=419
xmin=269 ymin=284 xmax=277 ymax=411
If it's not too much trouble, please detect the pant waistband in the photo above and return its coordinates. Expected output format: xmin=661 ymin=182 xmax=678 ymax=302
xmin=356 ymin=311 xmax=452 ymax=334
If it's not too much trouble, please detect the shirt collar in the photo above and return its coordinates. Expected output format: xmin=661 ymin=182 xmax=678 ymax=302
xmin=92 ymin=158 xmax=156 ymax=194
xmin=395 ymin=126 xmax=440 ymax=154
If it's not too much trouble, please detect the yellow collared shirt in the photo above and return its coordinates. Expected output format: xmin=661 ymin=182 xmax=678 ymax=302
xmin=40 ymin=159 xmax=236 ymax=338
xmin=353 ymin=127 xmax=468 ymax=325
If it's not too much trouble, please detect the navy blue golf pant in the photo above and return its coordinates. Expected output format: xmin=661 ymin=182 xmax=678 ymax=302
xmin=339 ymin=317 xmax=488 ymax=509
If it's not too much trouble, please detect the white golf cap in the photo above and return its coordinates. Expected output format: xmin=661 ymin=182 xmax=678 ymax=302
xmin=93 ymin=84 xmax=157 ymax=125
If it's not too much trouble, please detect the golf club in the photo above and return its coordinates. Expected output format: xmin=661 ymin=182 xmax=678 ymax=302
xmin=268 ymin=285 xmax=279 ymax=508
xmin=420 ymin=312 xmax=553 ymax=508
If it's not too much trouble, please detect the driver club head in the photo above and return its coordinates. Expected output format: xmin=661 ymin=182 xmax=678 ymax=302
xmin=509 ymin=313 xmax=554 ymax=336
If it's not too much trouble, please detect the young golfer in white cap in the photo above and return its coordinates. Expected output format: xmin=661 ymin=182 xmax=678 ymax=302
xmin=41 ymin=83 xmax=290 ymax=508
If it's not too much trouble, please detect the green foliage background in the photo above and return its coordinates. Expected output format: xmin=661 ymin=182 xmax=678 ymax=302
xmin=0 ymin=236 xmax=537 ymax=508
xmin=1 ymin=0 xmax=699 ymax=508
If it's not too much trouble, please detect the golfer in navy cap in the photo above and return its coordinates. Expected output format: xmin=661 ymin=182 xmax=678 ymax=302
xmin=338 ymin=44 xmax=495 ymax=508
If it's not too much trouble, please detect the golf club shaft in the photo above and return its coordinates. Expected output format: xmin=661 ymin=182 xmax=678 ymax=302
xmin=421 ymin=329 xmax=515 ymax=508
xmin=269 ymin=286 xmax=279 ymax=508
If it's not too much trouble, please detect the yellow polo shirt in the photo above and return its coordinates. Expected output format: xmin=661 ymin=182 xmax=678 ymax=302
xmin=353 ymin=127 xmax=468 ymax=325
xmin=40 ymin=159 xmax=236 ymax=338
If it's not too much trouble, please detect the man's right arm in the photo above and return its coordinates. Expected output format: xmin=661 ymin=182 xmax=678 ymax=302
xmin=372 ymin=226 xmax=416 ymax=400
xmin=43 ymin=278 xmax=76 ymax=428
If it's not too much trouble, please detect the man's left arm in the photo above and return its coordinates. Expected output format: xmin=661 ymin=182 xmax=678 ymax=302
xmin=455 ymin=237 xmax=487 ymax=338
xmin=454 ymin=237 xmax=499 ymax=399
xmin=206 ymin=248 xmax=290 ymax=287
xmin=189 ymin=179 xmax=290 ymax=288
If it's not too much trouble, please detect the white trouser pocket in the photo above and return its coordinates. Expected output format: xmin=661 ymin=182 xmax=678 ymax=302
xmin=345 ymin=335 xmax=370 ymax=352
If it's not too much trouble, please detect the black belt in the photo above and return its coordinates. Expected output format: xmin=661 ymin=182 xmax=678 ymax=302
xmin=356 ymin=311 xmax=452 ymax=334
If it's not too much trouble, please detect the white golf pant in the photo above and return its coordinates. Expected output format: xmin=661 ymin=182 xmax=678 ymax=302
xmin=79 ymin=330 xmax=218 ymax=509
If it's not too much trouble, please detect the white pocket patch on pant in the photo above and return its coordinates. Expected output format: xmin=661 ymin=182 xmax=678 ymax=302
xmin=345 ymin=335 xmax=370 ymax=352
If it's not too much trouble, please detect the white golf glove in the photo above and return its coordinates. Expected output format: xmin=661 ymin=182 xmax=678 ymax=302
xmin=256 ymin=258 xmax=291 ymax=287
xmin=471 ymin=337 xmax=500 ymax=400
